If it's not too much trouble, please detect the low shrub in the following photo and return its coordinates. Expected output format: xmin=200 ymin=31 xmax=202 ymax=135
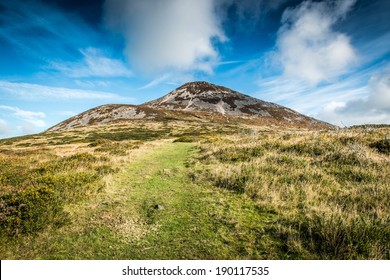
xmin=370 ymin=139 xmax=390 ymax=155
xmin=0 ymin=151 xmax=116 ymax=235
xmin=0 ymin=184 xmax=66 ymax=234
xmin=95 ymin=141 xmax=139 ymax=155
xmin=212 ymin=146 xmax=265 ymax=163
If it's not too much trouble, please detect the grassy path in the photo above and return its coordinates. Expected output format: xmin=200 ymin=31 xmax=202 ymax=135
xmin=1 ymin=140 xmax=278 ymax=259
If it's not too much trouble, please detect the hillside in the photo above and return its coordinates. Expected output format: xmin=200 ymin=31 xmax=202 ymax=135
xmin=48 ymin=81 xmax=333 ymax=132
xmin=0 ymin=120 xmax=389 ymax=259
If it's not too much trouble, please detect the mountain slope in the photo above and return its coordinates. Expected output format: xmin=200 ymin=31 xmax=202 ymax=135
xmin=48 ymin=104 xmax=153 ymax=132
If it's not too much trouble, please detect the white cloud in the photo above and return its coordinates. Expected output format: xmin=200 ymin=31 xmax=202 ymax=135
xmin=0 ymin=105 xmax=46 ymax=127
xmin=317 ymin=69 xmax=390 ymax=126
xmin=104 ymin=0 xmax=226 ymax=73
xmin=275 ymin=0 xmax=357 ymax=85
xmin=51 ymin=48 xmax=132 ymax=78
xmin=0 ymin=81 xmax=122 ymax=100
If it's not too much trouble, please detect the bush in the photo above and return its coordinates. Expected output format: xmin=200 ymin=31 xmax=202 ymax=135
xmin=370 ymin=139 xmax=390 ymax=155
xmin=0 ymin=184 xmax=66 ymax=234
xmin=0 ymin=163 xmax=30 ymax=186
xmin=95 ymin=141 xmax=139 ymax=155
xmin=212 ymin=146 xmax=264 ymax=163
xmin=35 ymin=171 xmax=99 ymax=203
xmin=0 ymin=151 xmax=116 ymax=235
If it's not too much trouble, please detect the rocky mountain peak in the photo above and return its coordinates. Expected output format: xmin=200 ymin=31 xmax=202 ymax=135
xmin=176 ymin=81 xmax=233 ymax=94
xmin=144 ymin=81 xmax=280 ymax=116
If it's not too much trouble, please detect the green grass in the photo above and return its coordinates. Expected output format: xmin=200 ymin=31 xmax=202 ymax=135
xmin=106 ymin=142 xmax=279 ymax=259
xmin=86 ymin=127 xmax=171 ymax=142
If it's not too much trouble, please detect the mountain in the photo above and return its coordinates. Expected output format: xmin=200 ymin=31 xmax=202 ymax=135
xmin=47 ymin=81 xmax=333 ymax=132
xmin=145 ymin=81 xmax=281 ymax=115
xmin=144 ymin=81 xmax=324 ymax=125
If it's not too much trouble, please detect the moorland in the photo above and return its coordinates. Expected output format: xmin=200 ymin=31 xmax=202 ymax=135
xmin=0 ymin=120 xmax=388 ymax=259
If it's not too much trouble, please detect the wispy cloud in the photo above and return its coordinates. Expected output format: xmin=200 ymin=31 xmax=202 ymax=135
xmin=0 ymin=0 xmax=99 ymax=63
xmin=138 ymin=72 xmax=198 ymax=90
xmin=0 ymin=105 xmax=46 ymax=127
xmin=216 ymin=0 xmax=290 ymax=32
xmin=74 ymin=80 xmax=111 ymax=88
xmin=359 ymin=32 xmax=390 ymax=64
xmin=216 ymin=60 xmax=246 ymax=66
xmin=0 ymin=81 xmax=123 ymax=100
xmin=274 ymin=0 xmax=357 ymax=85
xmin=51 ymin=48 xmax=132 ymax=78
xmin=138 ymin=74 xmax=172 ymax=90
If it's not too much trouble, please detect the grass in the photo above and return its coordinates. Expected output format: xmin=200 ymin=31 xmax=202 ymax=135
xmin=192 ymin=128 xmax=390 ymax=259
xmin=0 ymin=121 xmax=389 ymax=259
xmin=0 ymin=140 xmax=279 ymax=259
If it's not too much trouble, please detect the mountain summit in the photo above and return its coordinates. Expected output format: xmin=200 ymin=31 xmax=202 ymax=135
xmin=48 ymin=81 xmax=333 ymax=132
xmin=145 ymin=81 xmax=300 ymax=118
xmin=143 ymin=81 xmax=330 ymax=127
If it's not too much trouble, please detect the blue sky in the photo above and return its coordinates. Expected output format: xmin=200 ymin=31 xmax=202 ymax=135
xmin=0 ymin=0 xmax=389 ymax=138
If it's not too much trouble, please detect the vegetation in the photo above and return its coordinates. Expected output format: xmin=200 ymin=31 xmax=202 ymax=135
xmin=192 ymin=127 xmax=390 ymax=259
xmin=0 ymin=149 xmax=113 ymax=235
xmin=0 ymin=120 xmax=388 ymax=259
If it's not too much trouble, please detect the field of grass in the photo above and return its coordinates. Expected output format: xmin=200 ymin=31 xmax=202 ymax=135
xmin=192 ymin=126 xmax=390 ymax=259
xmin=0 ymin=121 xmax=389 ymax=259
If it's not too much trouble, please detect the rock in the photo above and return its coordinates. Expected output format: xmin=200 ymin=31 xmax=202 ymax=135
xmin=154 ymin=204 xmax=164 ymax=210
